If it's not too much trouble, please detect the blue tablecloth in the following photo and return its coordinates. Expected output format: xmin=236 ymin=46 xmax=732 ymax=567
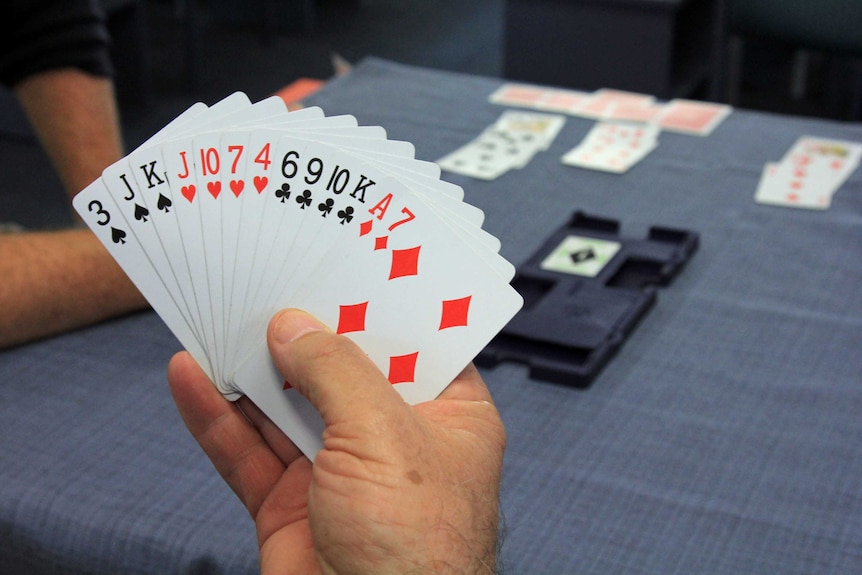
xmin=2 ymin=58 xmax=861 ymax=574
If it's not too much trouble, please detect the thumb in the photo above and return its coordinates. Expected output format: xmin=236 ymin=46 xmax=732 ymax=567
xmin=267 ymin=309 xmax=407 ymax=429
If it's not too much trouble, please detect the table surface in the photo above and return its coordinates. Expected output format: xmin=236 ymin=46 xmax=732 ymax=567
xmin=2 ymin=58 xmax=861 ymax=574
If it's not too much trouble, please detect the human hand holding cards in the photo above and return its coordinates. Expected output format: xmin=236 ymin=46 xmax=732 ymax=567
xmin=74 ymin=92 xmax=523 ymax=459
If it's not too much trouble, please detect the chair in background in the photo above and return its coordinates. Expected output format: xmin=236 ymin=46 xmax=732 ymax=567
xmin=715 ymin=0 xmax=862 ymax=119
xmin=159 ymin=0 xmax=317 ymax=90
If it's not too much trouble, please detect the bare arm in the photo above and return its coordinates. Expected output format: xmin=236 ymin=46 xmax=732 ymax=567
xmin=14 ymin=68 xmax=124 ymax=201
xmin=0 ymin=229 xmax=145 ymax=349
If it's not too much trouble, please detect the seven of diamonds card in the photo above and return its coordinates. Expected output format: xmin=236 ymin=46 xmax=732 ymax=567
xmin=73 ymin=92 xmax=524 ymax=458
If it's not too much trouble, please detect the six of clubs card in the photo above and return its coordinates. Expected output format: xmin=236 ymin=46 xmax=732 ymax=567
xmin=74 ymin=92 xmax=523 ymax=458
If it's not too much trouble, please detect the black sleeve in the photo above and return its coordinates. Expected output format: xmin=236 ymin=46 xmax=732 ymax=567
xmin=1 ymin=0 xmax=114 ymax=88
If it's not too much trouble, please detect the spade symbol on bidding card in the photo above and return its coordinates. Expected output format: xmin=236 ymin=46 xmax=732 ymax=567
xmin=275 ymin=183 xmax=291 ymax=203
xmin=134 ymin=203 xmax=149 ymax=222
xmin=570 ymin=247 xmax=596 ymax=264
xmin=540 ymin=235 xmax=621 ymax=278
xmin=296 ymin=189 xmax=312 ymax=209
xmin=157 ymin=194 xmax=172 ymax=213
xmin=110 ymin=227 xmax=127 ymax=244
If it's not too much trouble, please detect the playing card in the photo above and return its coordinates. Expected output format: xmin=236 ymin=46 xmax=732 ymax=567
xmin=561 ymin=121 xmax=659 ymax=173
xmin=489 ymin=84 xmax=645 ymax=119
xmin=437 ymin=111 xmax=564 ymax=179
xmin=291 ymin=180 xmax=523 ymax=404
xmin=488 ymin=83 xmax=547 ymax=107
xmin=657 ymin=99 xmax=732 ymax=136
xmin=755 ymin=136 xmax=862 ymax=209
xmin=576 ymin=88 xmax=655 ymax=120
xmin=73 ymin=180 xmax=215 ymax=382
xmin=604 ymin=100 xmax=664 ymax=123
xmin=534 ymin=88 xmax=593 ymax=115
xmin=101 ymin=148 xmax=212 ymax=369
xmin=493 ymin=110 xmax=566 ymax=154
xmin=437 ymin=126 xmax=536 ymax=179
xmin=780 ymin=136 xmax=862 ymax=181
xmin=754 ymin=162 xmax=828 ymax=209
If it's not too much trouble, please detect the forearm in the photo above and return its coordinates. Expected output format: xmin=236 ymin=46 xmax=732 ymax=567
xmin=14 ymin=68 xmax=124 ymax=200
xmin=0 ymin=229 xmax=145 ymax=348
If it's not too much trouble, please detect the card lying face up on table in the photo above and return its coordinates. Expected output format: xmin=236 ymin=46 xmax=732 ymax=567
xmin=74 ymin=92 xmax=523 ymax=459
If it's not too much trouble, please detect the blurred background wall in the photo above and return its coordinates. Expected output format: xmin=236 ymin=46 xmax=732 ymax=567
xmin=3 ymin=0 xmax=860 ymax=220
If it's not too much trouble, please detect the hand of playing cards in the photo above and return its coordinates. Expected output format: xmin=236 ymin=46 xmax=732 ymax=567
xmin=74 ymin=92 xmax=523 ymax=458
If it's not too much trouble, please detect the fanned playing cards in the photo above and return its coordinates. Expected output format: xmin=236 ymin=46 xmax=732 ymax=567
xmin=74 ymin=92 xmax=523 ymax=458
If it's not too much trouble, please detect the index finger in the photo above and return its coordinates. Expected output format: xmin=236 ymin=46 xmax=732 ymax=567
xmin=167 ymin=351 xmax=291 ymax=518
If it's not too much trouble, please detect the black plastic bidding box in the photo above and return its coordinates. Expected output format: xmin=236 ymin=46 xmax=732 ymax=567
xmin=477 ymin=211 xmax=698 ymax=387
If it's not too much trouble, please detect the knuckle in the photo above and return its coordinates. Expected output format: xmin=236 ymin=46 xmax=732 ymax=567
xmin=305 ymin=331 xmax=357 ymax=362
